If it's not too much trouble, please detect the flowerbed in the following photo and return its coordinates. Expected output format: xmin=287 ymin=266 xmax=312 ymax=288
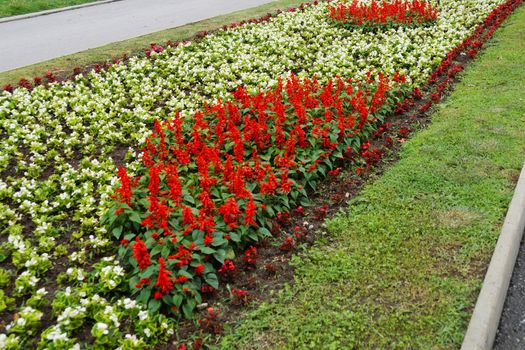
xmin=0 ymin=0 xmax=512 ymax=348
xmin=328 ymin=0 xmax=438 ymax=30
xmin=107 ymin=74 xmax=408 ymax=316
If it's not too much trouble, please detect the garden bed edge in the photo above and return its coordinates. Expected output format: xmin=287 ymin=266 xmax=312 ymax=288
xmin=461 ymin=162 xmax=525 ymax=350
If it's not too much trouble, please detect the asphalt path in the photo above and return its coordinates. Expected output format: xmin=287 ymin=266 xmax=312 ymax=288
xmin=493 ymin=232 xmax=525 ymax=350
xmin=0 ymin=0 xmax=273 ymax=72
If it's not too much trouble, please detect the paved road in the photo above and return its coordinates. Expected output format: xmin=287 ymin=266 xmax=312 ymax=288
xmin=493 ymin=232 xmax=525 ymax=350
xmin=0 ymin=0 xmax=273 ymax=72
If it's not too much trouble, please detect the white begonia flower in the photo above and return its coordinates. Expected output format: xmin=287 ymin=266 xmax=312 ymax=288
xmin=138 ymin=310 xmax=148 ymax=321
xmin=95 ymin=322 xmax=109 ymax=335
xmin=46 ymin=326 xmax=69 ymax=341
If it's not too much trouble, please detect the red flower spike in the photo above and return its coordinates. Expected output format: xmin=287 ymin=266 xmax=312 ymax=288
xmin=195 ymin=264 xmax=205 ymax=275
xmin=204 ymin=234 xmax=213 ymax=246
xmin=131 ymin=237 xmax=151 ymax=270
xmin=154 ymin=257 xmax=174 ymax=296
xmin=115 ymin=166 xmax=133 ymax=206
xmin=244 ymin=197 xmax=258 ymax=226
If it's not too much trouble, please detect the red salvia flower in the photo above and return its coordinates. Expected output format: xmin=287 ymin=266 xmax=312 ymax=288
xmin=168 ymin=244 xmax=193 ymax=267
xmin=204 ymin=234 xmax=214 ymax=246
xmin=155 ymin=257 xmax=174 ymax=296
xmin=182 ymin=206 xmax=196 ymax=226
xmin=132 ymin=237 xmax=151 ymax=270
xmin=218 ymin=197 xmax=241 ymax=227
xmin=166 ymin=165 xmax=182 ymax=206
xmin=115 ymin=166 xmax=133 ymax=206
xmin=244 ymin=197 xmax=258 ymax=226
xmin=195 ymin=264 xmax=205 ymax=275
xmin=198 ymin=190 xmax=215 ymax=213
xmin=148 ymin=165 xmax=161 ymax=195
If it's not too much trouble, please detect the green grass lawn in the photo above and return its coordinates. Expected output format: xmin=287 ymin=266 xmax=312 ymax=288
xmin=0 ymin=0 xmax=306 ymax=86
xmin=0 ymin=0 xmax=101 ymax=17
xmin=220 ymin=5 xmax=525 ymax=350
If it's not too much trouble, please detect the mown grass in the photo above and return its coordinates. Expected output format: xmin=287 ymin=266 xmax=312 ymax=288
xmin=0 ymin=0 xmax=100 ymax=17
xmin=220 ymin=5 xmax=525 ymax=349
xmin=0 ymin=0 xmax=306 ymax=86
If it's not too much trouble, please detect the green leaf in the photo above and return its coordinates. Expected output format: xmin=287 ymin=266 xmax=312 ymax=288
xmin=200 ymin=247 xmax=216 ymax=254
xmin=299 ymin=187 xmax=308 ymax=197
xmin=129 ymin=212 xmax=142 ymax=224
xmin=258 ymin=227 xmax=272 ymax=237
xmin=211 ymin=238 xmax=228 ymax=247
xmin=138 ymin=198 xmax=150 ymax=207
xmin=124 ymin=233 xmax=135 ymax=240
xmin=140 ymin=266 xmax=156 ymax=279
xmin=215 ymin=249 xmax=226 ymax=262
xmin=172 ymin=294 xmax=183 ymax=307
xmin=150 ymin=244 xmax=163 ymax=256
xmin=225 ymin=247 xmax=236 ymax=260
xmin=129 ymin=276 xmax=139 ymax=291
xmin=149 ymin=299 xmax=161 ymax=313
xmin=182 ymin=300 xmax=196 ymax=319
xmin=183 ymin=194 xmax=195 ymax=204
xmin=161 ymin=245 xmax=170 ymax=257
xmin=112 ymin=226 xmax=123 ymax=239
xmin=204 ymin=273 xmax=219 ymax=289
xmin=228 ymin=232 xmax=240 ymax=243
xmin=136 ymin=287 xmax=151 ymax=304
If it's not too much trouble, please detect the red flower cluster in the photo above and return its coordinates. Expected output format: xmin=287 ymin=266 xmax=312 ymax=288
xmin=218 ymin=260 xmax=236 ymax=274
xmin=131 ymin=237 xmax=151 ymax=270
xmin=115 ymin=166 xmax=133 ymax=206
xmin=279 ymin=236 xmax=295 ymax=251
xmin=154 ymin=257 xmax=174 ymax=298
xmin=244 ymin=246 xmax=257 ymax=266
xmin=231 ymin=288 xmax=251 ymax=305
xmin=109 ymin=74 xmax=408 ymax=316
xmin=328 ymin=0 xmax=437 ymax=29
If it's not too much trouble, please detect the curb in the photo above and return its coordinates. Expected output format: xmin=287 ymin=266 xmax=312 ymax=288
xmin=0 ymin=0 xmax=124 ymax=24
xmin=461 ymin=162 xmax=525 ymax=350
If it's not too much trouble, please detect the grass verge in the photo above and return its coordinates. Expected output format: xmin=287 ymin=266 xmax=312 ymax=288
xmin=0 ymin=0 xmax=100 ymax=18
xmin=220 ymin=5 xmax=525 ymax=349
xmin=0 ymin=0 xmax=306 ymax=86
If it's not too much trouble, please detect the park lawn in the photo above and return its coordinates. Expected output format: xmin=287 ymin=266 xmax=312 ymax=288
xmin=0 ymin=0 xmax=101 ymax=17
xmin=0 ymin=0 xmax=307 ymax=86
xmin=221 ymin=4 xmax=525 ymax=349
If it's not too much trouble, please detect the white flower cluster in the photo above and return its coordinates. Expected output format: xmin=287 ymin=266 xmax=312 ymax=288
xmin=0 ymin=0 xmax=504 ymax=348
xmin=5 ymin=306 xmax=43 ymax=336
